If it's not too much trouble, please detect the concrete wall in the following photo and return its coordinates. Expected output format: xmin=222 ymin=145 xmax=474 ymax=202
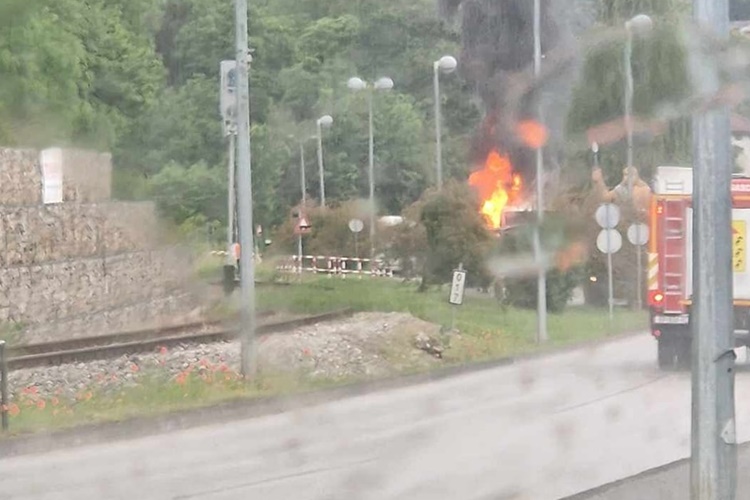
xmin=0 ymin=147 xmax=203 ymax=343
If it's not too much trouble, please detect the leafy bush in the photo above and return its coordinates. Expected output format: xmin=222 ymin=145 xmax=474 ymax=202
xmin=148 ymin=161 xmax=226 ymax=226
xmin=417 ymin=181 xmax=493 ymax=289
xmin=494 ymin=213 xmax=584 ymax=313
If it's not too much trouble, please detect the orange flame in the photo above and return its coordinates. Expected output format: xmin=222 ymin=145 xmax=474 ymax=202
xmin=468 ymin=150 xmax=524 ymax=229
xmin=516 ymin=120 xmax=549 ymax=150
xmin=468 ymin=121 xmax=548 ymax=229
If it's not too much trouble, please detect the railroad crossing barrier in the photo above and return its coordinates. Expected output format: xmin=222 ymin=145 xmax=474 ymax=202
xmin=276 ymin=255 xmax=397 ymax=278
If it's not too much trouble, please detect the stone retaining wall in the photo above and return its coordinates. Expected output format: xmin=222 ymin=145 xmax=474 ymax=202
xmin=1 ymin=147 xmax=205 ymax=342
xmin=1 ymin=202 xmax=160 ymax=267
xmin=0 ymin=249 xmax=192 ymax=325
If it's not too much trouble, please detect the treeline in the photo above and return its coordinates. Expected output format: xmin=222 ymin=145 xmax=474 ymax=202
xmin=0 ymin=0 xmax=729 ymax=239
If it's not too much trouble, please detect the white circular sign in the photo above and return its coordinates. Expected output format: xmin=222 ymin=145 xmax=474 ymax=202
xmin=627 ymin=223 xmax=649 ymax=246
xmin=595 ymin=203 xmax=620 ymax=229
xmin=348 ymin=219 xmax=364 ymax=233
xmin=597 ymin=229 xmax=623 ymax=254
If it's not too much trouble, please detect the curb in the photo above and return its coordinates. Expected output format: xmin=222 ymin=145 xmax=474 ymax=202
xmin=558 ymin=441 xmax=750 ymax=499
xmin=0 ymin=329 xmax=647 ymax=459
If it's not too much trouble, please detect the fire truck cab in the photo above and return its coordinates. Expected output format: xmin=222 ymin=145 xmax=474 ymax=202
xmin=649 ymin=166 xmax=750 ymax=369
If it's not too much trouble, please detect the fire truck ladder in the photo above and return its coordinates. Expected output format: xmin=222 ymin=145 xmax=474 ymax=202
xmin=662 ymin=199 xmax=686 ymax=313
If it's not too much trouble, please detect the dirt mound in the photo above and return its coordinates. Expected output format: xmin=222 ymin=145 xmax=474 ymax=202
xmin=258 ymin=312 xmax=445 ymax=379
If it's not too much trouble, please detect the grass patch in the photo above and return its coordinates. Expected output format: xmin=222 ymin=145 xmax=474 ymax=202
xmin=2 ymin=367 xmax=338 ymax=436
xmin=256 ymin=277 xmax=647 ymax=362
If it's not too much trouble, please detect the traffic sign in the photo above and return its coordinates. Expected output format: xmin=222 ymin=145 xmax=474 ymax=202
xmin=348 ymin=218 xmax=364 ymax=233
xmin=595 ymin=203 xmax=620 ymax=229
xmin=294 ymin=215 xmax=312 ymax=235
xmin=449 ymin=269 xmax=467 ymax=305
xmin=627 ymin=223 xmax=649 ymax=246
xmin=597 ymin=229 xmax=622 ymax=254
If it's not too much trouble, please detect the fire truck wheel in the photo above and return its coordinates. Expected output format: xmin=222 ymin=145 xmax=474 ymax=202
xmin=657 ymin=337 xmax=676 ymax=370
xmin=674 ymin=337 xmax=692 ymax=370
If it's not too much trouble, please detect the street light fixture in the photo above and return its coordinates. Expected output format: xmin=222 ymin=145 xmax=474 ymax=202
xmin=316 ymin=114 xmax=333 ymax=207
xmin=624 ymin=13 xmax=653 ymax=309
xmin=434 ymin=55 xmax=457 ymax=190
xmin=347 ymin=76 xmax=394 ymax=258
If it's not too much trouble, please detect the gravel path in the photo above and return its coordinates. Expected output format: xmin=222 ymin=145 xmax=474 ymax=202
xmin=8 ymin=312 xmax=444 ymax=402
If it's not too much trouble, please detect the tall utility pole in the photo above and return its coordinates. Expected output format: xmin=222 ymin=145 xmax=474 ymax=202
xmin=367 ymin=91 xmax=375 ymax=258
xmin=298 ymin=141 xmax=306 ymax=273
xmin=533 ymin=0 xmax=548 ymax=343
xmin=234 ymin=0 xmax=257 ymax=379
xmin=225 ymin=132 xmax=236 ymax=266
xmin=690 ymin=0 xmax=737 ymax=498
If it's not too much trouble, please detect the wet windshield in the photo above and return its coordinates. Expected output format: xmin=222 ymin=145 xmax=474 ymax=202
xmin=0 ymin=0 xmax=748 ymax=498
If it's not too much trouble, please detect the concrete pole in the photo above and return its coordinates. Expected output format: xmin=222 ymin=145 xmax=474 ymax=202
xmin=300 ymin=142 xmax=307 ymax=206
xmin=234 ymin=0 xmax=257 ymax=379
xmin=317 ymin=123 xmax=325 ymax=207
xmin=299 ymin=141 xmax=306 ymax=275
xmin=690 ymin=0 xmax=737 ymax=497
xmin=434 ymin=61 xmax=444 ymax=191
xmin=533 ymin=0 xmax=548 ymax=344
xmin=368 ymin=91 xmax=376 ymax=260
xmin=226 ymin=133 xmax=236 ymax=266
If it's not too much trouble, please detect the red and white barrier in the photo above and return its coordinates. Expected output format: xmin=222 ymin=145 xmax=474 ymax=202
xmin=276 ymin=255 xmax=396 ymax=278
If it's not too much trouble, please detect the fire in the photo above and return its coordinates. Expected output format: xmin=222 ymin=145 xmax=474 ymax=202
xmin=516 ymin=120 xmax=549 ymax=149
xmin=468 ymin=120 xmax=548 ymax=229
xmin=468 ymin=150 xmax=524 ymax=229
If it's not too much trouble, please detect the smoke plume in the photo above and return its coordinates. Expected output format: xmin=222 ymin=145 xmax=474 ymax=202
xmin=441 ymin=0 xmax=596 ymax=181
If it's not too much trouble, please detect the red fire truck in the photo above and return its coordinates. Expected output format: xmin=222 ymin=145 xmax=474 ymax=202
xmin=649 ymin=166 xmax=750 ymax=369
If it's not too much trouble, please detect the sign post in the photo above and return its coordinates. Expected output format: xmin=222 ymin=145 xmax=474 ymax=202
xmin=449 ymin=263 xmax=467 ymax=332
xmin=294 ymin=214 xmax=312 ymax=276
xmin=596 ymin=203 xmax=622 ymax=322
xmin=348 ymin=218 xmax=364 ymax=259
xmin=627 ymin=222 xmax=649 ymax=307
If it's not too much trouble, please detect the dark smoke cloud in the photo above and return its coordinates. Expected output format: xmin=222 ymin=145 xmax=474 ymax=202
xmin=441 ymin=0 xmax=595 ymax=181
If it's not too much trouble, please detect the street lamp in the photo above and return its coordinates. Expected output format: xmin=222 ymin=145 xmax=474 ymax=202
xmin=316 ymin=114 xmax=333 ymax=207
xmin=624 ymin=13 xmax=653 ymax=309
xmin=347 ymin=76 xmax=394 ymax=258
xmin=434 ymin=55 xmax=457 ymax=190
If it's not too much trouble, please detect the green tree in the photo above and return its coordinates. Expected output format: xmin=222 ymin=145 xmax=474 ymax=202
xmin=418 ymin=181 xmax=493 ymax=289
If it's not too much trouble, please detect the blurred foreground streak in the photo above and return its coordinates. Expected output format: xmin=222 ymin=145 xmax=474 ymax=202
xmin=2 ymin=334 xmax=750 ymax=499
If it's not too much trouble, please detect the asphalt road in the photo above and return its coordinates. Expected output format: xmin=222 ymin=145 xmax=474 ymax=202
xmin=2 ymin=334 xmax=750 ymax=500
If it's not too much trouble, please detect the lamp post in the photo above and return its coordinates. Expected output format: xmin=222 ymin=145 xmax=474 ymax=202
xmin=433 ymin=55 xmax=457 ymax=190
xmin=316 ymin=115 xmax=333 ymax=207
xmin=624 ymin=13 xmax=653 ymax=309
xmin=532 ymin=0 xmax=548 ymax=344
xmin=347 ymin=76 xmax=394 ymax=258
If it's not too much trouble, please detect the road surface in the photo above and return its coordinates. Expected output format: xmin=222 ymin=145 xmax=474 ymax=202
xmin=1 ymin=334 xmax=749 ymax=500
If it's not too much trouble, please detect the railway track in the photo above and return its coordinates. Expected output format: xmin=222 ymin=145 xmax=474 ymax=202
xmin=6 ymin=309 xmax=353 ymax=370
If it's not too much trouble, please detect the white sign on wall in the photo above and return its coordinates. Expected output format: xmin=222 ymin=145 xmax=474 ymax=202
xmin=40 ymin=148 xmax=64 ymax=204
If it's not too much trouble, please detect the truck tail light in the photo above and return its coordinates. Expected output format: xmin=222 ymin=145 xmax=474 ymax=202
xmin=649 ymin=290 xmax=665 ymax=307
